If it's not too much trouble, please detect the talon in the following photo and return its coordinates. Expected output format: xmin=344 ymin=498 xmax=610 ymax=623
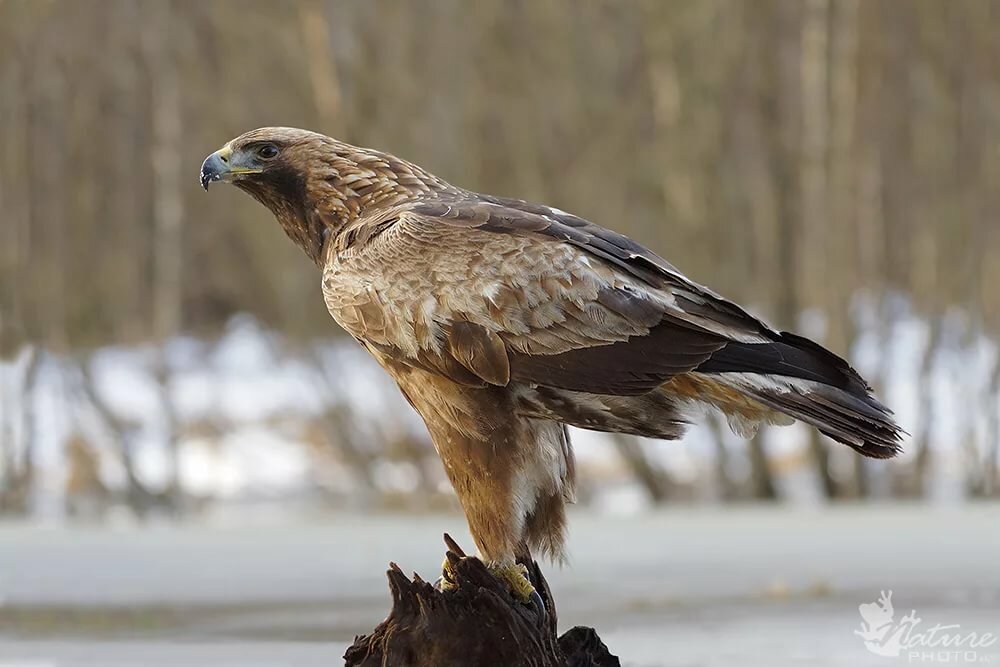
xmin=487 ymin=562 xmax=538 ymax=605
xmin=436 ymin=555 xmax=459 ymax=592
xmin=437 ymin=554 xmax=543 ymax=614
xmin=528 ymin=588 xmax=546 ymax=619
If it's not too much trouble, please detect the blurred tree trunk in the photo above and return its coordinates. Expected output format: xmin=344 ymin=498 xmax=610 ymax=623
xmin=308 ymin=348 xmax=379 ymax=501
xmin=0 ymin=41 xmax=29 ymax=355
xmin=950 ymin=5 xmax=991 ymax=498
xmin=878 ymin=4 xmax=915 ymax=295
xmin=75 ymin=358 xmax=156 ymax=517
xmin=0 ymin=31 xmax=37 ymax=513
xmin=767 ymin=0 xmax=803 ymax=333
xmin=0 ymin=347 xmax=40 ymax=515
xmin=747 ymin=432 xmax=777 ymax=500
xmin=799 ymin=0 xmax=845 ymax=500
xmin=298 ymin=1 xmax=342 ymax=134
xmin=985 ymin=359 xmax=1000 ymax=497
xmin=706 ymin=412 xmax=736 ymax=501
xmin=827 ymin=0 xmax=868 ymax=498
xmin=612 ymin=434 xmax=672 ymax=504
xmin=747 ymin=0 xmax=809 ymax=502
xmin=16 ymin=348 xmax=41 ymax=513
xmin=642 ymin=4 xmax=690 ymax=236
xmin=853 ymin=2 xmax=893 ymax=496
xmin=28 ymin=21 xmax=70 ymax=352
xmin=107 ymin=0 xmax=146 ymax=343
xmin=144 ymin=0 xmax=185 ymax=511
xmin=901 ymin=318 xmax=943 ymax=497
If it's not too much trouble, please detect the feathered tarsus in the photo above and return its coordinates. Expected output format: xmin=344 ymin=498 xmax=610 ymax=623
xmin=201 ymin=127 xmax=903 ymax=567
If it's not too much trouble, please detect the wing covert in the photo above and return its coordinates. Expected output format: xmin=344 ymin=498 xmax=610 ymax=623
xmin=322 ymin=194 xmax=779 ymax=394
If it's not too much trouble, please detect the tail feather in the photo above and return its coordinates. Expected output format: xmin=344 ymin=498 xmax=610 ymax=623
xmin=735 ymin=379 xmax=901 ymax=459
xmin=696 ymin=334 xmax=904 ymax=459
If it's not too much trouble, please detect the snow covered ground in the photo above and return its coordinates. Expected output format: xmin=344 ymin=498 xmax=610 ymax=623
xmin=0 ymin=504 xmax=997 ymax=666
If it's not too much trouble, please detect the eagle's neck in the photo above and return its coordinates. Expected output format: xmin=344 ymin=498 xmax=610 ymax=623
xmin=237 ymin=175 xmax=326 ymax=266
xmin=306 ymin=146 xmax=451 ymax=231
xmin=242 ymin=146 xmax=451 ymax=266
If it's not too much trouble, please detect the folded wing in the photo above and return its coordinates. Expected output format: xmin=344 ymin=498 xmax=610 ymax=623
xmin=323 ymin=193 xmax=902 ymax=459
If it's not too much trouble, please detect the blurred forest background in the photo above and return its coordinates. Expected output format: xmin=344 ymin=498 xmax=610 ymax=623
xmin=1 ymin=0 xmax=999 ymax=521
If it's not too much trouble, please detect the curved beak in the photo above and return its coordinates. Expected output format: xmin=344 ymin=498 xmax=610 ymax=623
xmin=200 ymin=148 xmax=231 ymax=190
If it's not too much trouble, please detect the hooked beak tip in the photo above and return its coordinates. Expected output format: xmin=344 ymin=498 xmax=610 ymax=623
xmin=200 ymin=150 xmax=228 ymax=191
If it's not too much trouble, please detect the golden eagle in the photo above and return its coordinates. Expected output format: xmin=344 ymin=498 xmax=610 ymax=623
xmin=201 ymin=127 xmax=901 ymax=600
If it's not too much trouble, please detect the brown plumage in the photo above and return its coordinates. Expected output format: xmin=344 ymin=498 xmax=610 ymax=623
xmin=201 ymin=127 xmax=902 ymax=566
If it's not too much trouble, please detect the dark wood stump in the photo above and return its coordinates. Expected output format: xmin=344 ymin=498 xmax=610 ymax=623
xmin=344 ymin=535 xmax=620 ymax=667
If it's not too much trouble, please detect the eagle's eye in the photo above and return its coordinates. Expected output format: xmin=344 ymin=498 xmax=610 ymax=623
xmin=257 ymin=144 xmax=279 ymax=160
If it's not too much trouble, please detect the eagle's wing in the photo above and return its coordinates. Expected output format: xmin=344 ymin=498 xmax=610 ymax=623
xmin=325 ymin=196 xmax=752 ymax=391
xmin=322 ymin=194 xmax=901 ymax=457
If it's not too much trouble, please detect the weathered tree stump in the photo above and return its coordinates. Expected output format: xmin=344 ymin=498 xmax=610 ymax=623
xmin=344 ymin=535 xmax=620 ymax=667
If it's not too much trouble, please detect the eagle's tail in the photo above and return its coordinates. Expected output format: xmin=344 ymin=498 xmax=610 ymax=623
xmin=695 ymin=332 xmax=903 ymax=459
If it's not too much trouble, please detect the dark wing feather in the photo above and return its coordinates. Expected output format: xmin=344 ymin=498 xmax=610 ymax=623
xmin=696 ymin=331 xmax=871 ymax=394
xmin=509 ymin=314 xmax=725 ymax=395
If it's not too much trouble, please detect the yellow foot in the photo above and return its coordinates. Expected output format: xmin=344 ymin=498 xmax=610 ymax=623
xmin=438 ymin=556 xmax=537 ymax=603
xmin=486 ymin=562 xmax=536 ymax=603
xmin=438 ymin=555 xmax=459 ymax=592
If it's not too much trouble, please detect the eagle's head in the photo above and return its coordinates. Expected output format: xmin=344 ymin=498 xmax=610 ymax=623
xmin=201 ymin=127 xmax=447 ymax=264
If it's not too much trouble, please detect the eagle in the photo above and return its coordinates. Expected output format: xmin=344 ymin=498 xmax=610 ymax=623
xmin=201 ymin=127 xmax=902 ymax=602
